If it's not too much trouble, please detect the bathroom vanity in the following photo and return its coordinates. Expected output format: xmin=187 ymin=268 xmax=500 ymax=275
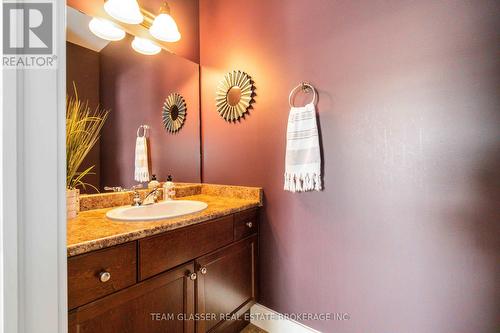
xmin=65 ymin=3 xmax=262 ymax=331
xmin=67 ymin=184 xmax=261 ymax=333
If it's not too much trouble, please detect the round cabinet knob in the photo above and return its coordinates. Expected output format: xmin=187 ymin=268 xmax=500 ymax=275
xmin=200 ymin=267 xmax=208 ymax=275
xmin=189 ymin=272 xmax=197 ymax=280
xmin=245 ymin=221 xmax=253 ymax=228
xmin=99 ymin=271 xmax=111 ymax=283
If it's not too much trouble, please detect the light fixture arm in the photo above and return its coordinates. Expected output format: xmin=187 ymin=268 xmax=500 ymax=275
xmin=139 ymin=2 xmax=171 ymax=29
xmin=159 ymin=2 xmax=171 ymax=15
xmin=139 ymin=9 xmax=156 ymax=29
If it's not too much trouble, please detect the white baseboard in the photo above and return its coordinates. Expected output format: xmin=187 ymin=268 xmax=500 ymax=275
xmin=250 ymin=304 xmax=321 ymax=333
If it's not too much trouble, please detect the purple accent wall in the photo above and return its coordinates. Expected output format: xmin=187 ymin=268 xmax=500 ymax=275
xmin=100 ymin=34 xmax=201 ymax=189
xmin=67 ymin=42 xmax=101 ymax=193
xmin=199 ymin=1 xmax=500 ymax=332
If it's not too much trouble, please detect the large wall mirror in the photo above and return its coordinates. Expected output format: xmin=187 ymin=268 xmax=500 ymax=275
xmin=66 ymin=4 xmax=201 ymax=193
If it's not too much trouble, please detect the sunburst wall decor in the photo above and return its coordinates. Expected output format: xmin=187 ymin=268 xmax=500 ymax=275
xmin=216 ymin=70 xmax=254 ymax=121
xmin=162 ymin=93 xmax=187 ymax=133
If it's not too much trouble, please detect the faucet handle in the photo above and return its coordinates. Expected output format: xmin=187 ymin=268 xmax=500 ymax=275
xmin=105 ymin=184 xmax=143 ymax=192
xmin=105 ymin=184 xmax=144 ymax=206
xmin=129 ymin=184 xmax=144 ymax=206
xmin=104 ymin=186 xmax=124 ymax=192
xmin=132 ymin=192 xmax=142 ymax=206
xmin=130 ymin=184 xmax=143 ymax=191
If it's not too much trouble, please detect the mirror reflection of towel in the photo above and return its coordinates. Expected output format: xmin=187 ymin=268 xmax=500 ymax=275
xmin=284 ymin=103 xmax=322 ymax=192
xmin=134 ymin=136 xmax=149 ymax=182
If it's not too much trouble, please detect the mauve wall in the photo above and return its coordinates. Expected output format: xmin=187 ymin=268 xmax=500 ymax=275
xmin=100 ymin=34 xmax=200 ymax=189
xmin=66 ymin=42 xmax=101 ymax=193
xmin=199 ymin=1 xmax=500 ymax=332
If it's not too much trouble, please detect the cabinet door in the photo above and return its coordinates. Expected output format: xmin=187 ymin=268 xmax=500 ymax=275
xmin=196 ymin=236 xmax=258 ymax=333
xmin=70 ymin=262 xmax=196 ymax=333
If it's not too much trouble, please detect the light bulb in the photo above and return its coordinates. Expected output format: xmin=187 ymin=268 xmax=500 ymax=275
xmin=150 ymin=13 xmax=181 ymax=42
xmin=88 ymin=18 xmax=126 ymax=41
xmin=104 ymin=0 xmax=143 ymax=24
xmin=131 ymin=37 xmax=161 ymax=55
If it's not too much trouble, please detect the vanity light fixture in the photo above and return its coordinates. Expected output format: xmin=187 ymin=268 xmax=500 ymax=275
xmin=131 ymin=37 xmax=161 ymax=55
xmin=104 ymin=0 xmax=143 ymax=25
xmin=88 ymin=18 xmax=126 ymax=41
xmin=149 ymin=2 xmax=181 ymax=42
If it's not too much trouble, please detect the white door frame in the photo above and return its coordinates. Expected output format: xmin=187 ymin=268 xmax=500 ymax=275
xmin=1 ymin=1 xmax=67 ymax=332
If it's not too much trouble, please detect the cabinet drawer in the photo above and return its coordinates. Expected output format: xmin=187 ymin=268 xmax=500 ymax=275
xmin=69 ymin=262 xmax=195 ymax=333
xmin=68 ymin=242 xmax=137 ymax=310
xmin=234 ymin=209 xmax=259 ymax=241
xmin=139 ymin=216 xmax=234 ymax=280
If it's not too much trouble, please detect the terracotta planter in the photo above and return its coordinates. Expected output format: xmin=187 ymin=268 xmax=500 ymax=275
xmin=67 ymin=188 xmax=80 ymax=219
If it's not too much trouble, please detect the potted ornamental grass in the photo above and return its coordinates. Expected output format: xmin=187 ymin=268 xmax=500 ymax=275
xmin=66 ymin=84 xmax=109 ymax=219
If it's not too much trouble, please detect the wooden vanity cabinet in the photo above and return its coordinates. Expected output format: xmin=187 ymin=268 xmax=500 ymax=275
xmin=67 ymin=242 xmax=137 ymax=310
xmin=68 ymin=208 xmax=259 ymax=333
xmin=69 ymin=262 xmax=195 ymax=333
xmin=139 ymin=215 xmax=234 ymax=280
xmin=233 ymin=209 xmax=259 ymax=241
xmin=196 ymin=235 xmax=258 ymax=333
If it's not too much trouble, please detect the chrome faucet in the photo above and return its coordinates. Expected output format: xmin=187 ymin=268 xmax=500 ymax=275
xmin=142 ymin=186 xmax=160 ymax=206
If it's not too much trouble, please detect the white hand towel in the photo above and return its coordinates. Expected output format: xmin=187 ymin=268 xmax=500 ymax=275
xmin=284 ymin=102 xmax=322 ymax=192
xmin=134 ymin=136 xmax=150 ymax=182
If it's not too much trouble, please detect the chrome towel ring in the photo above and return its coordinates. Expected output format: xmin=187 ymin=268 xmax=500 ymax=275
xmin=137 ymin=125 xmax=149 ymax=137
xmin=289 ymin=82 xmax=317 ymax=107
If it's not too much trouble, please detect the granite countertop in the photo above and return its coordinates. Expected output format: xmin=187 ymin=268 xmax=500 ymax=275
xmin=67 ymin=184 xmax=262 ymax=257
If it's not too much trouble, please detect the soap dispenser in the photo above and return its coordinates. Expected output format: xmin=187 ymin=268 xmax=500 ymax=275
xmin=148 ymin=174 xmax=160 ymax=189
xmin=163 ymin=175 xmax=175 ymax=200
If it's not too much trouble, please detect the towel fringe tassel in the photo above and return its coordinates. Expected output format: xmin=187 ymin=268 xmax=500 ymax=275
xmin=284 ymin=172 xmax=322 ymax=192
xmin=135 ymin=169 xmax=150 ymax=183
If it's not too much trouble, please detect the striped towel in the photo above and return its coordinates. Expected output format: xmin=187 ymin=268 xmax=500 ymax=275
xmin=284 ymin=103 xmax=322 ymax=192
xmin=134 ymin=136 xmax=150 ymax=182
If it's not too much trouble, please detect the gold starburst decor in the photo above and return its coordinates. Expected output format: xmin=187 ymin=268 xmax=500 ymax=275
xmin=162 ymin=93 xmax=187 ymax=133
xmin=216 ymin=70 xmax=254 ymax=121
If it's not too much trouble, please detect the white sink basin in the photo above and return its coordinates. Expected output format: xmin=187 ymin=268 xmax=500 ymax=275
xmin=106 ymin=200 xmax=208 ymax=222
